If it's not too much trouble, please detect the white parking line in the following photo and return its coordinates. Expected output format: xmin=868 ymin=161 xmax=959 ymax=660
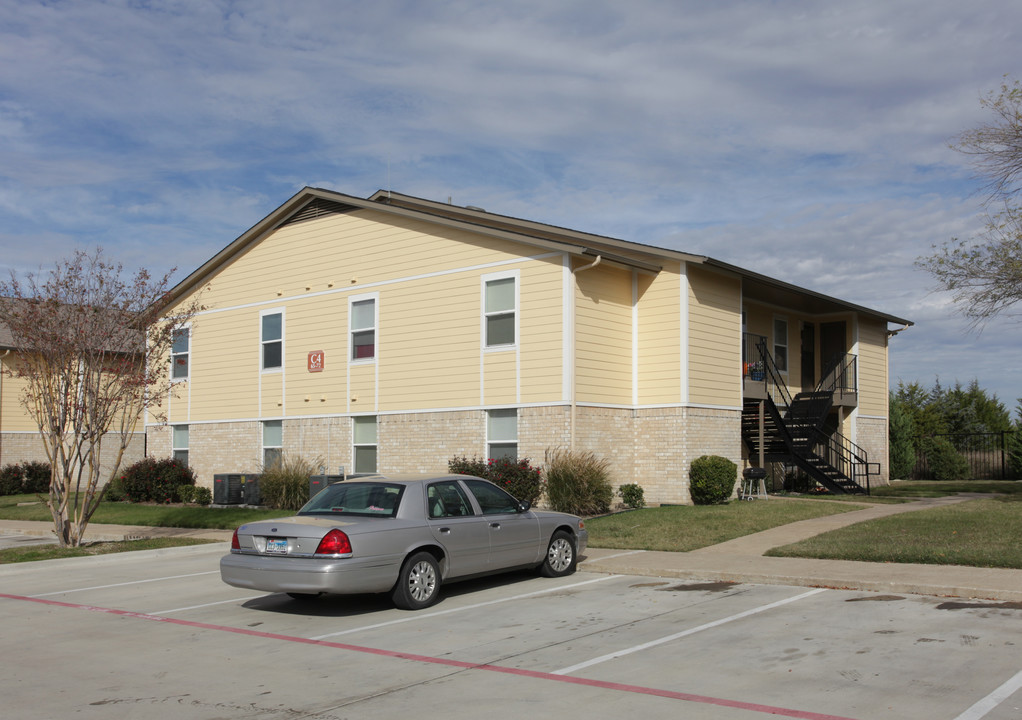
xmin=30 ymin=571 xmax=219 ymax=597
xmin=553 ymin=587 xmax=827 ymax=675
xmin=311 ymin=575 xmax=623 ymax=640
xmin=586 ymin=550 xmax=646 ymax=561
xmin=953 ymin=668 xmax=1022 ymax=720
xmin=153 ymin=595 xmax=266 ymax=615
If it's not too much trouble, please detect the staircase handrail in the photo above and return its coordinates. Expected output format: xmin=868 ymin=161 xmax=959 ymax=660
xmin=756 ymin=338 xmax=793 ymax=408
xmin=807 ymin=425 xmax=875 ymax=495
xmin=816 ymin=352 xmax=857 ymax=395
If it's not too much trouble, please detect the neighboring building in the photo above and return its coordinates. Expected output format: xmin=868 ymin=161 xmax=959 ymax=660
xmin=146 ymin=188 xmax=912 ymax=504
xmin=0 ymin=315 xmax=146 ymax=473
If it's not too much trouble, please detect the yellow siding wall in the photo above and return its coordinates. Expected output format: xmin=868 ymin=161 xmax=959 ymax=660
xmin=688 ymin=266 xmax=741 ymax=407
xmin=0 ymin=353 xmax=37 ymax=431
xmin=858 ymin=318 xmax=889 ymax=416
xmin=157 ymin=208 xmax=567 ymax=424
xmin=574 ymin=262 xmax=632 ymax=405
xmin=637 ymin=265 xmax=681 ymax=405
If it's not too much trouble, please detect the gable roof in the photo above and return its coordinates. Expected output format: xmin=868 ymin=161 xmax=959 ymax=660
xmin=164 ymin=187 xmax=912 ymax=327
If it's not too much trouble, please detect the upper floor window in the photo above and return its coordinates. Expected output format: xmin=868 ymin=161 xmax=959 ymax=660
xmin=350 ymin=297 xmax=376 ymax=361
xmin=774 ymin=317 xmax=789 ymax=373
xmin=261 ymin=311 xmax=283 ymax=371
xmin=487 ymin=408 xmax=518 ymax=459
xmin=171 ymin=328 xmax=189 ymax=380
xmin=484 ymin=274 xmax=517 ymax=348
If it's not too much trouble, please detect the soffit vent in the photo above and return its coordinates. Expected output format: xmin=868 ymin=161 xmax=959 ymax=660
xmin=282 ymin=198 xmax=356 ymax=226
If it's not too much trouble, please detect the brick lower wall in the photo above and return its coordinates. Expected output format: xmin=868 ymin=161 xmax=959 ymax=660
xmin=145 ymin=404 xmax=747 ymax=504
xmin=0 ymin=431 xmax=145 ymax=482
xmin=855 ymin=415 xmax=890 ymax=486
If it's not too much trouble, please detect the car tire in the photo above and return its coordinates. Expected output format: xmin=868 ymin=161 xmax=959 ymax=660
xmin=539 ymin=530 xmax=577 ymax=578
xmin=392 ymin=551 xmax=441 ymax=610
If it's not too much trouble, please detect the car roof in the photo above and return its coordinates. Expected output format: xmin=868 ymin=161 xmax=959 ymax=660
xmin=333 ymin=473 xmax=484 ymax=485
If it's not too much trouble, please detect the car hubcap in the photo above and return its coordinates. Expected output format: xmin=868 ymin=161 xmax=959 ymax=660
xmin=548 ymin=538 xmax=573 ymax=572
xmin=409 ymin=560 xmax=437 ymax=601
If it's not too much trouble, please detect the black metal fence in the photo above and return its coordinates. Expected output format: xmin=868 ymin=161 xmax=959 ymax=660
xmin=911 ymin=431 xmax=1020 ymax=480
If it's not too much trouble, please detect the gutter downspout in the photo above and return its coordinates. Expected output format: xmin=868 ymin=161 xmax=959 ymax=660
xmin=570 ymin=256 xmax=602 ymax=450
xmin=0 ymin=349 xmax=9 ymax=466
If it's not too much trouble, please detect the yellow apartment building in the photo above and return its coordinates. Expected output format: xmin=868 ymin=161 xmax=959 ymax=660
xmin=146 ymin=188 xmax=911 ymax=504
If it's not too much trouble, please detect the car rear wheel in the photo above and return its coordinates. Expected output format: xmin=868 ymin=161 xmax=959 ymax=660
xmin=392 ymin=551 xmax=441 ymax=610
xmin=539 ymin=530 xmax=577 ymax=577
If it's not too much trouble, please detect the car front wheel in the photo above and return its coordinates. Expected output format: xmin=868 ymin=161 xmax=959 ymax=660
xmin=539 ymin=530 xmax=577 ymax=577
xmin=392 ymin=551 xmax=441 ymax=610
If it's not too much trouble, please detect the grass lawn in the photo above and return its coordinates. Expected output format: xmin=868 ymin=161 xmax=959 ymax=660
xmin=585 ymin=497 xmax=863 ymax=552
xmin=0 ymin=537 xmax=219 ymax=565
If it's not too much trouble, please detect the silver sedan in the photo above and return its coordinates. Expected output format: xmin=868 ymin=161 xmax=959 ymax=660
xmin=220 ymin=473 xmax=589 ymax=610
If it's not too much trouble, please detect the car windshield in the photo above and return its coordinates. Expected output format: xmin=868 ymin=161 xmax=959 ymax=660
xmin=298 ymin=482 xmax=404 ymax=518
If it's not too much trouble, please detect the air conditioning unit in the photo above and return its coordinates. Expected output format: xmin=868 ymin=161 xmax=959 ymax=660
xmin=213 ymin=473 xmax=259 ymax=505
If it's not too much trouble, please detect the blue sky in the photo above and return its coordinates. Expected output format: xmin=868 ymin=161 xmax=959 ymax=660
xmin=2 ymin=0 xmax=1021 ymax=408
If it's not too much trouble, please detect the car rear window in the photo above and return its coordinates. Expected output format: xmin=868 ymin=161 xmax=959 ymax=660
xmin=298 ymin=482 xmax=404 ymax=518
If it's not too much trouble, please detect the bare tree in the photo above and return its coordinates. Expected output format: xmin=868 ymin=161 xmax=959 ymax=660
xmin=0 ymin=249 xmax=200 ymax=546
xmin=918 ymin=77 xmax=1022 ymax=324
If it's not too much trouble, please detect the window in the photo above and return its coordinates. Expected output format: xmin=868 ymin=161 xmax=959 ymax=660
xmin=464 ymin=478 xmax=520 ymax=515
xmin=426 ymin=481 xmax=474 ymax=518
xmin=353 ymin=416 xmax=378 ymax=473
xmin=487 ymin=408 xmax=517 ymax=459
xmin=172 ymin=425 xmax=189 ymax=467
xmin=263 ymin=420 xmax=282 ymax=468
xmin=774 ymin=317 xmax=789 ymax=373
xmin=350 ymin=298 xmax=376 ymax=361
xmin=484 ymin=275 xmax=516 ymax=347
xmin=171 ymin=328 xmax=189 ymax=380
xmin=261 ymin=311 xmax=283 ymax=371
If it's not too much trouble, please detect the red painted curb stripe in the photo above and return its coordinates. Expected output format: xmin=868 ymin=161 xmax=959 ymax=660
xmin=1 ymin=593 xmax=859 ymax=720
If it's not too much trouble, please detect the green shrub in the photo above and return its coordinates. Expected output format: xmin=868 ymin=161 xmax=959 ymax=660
xmin=176 ymin=485 xmax=196 ymax=503
xmin=924 ymin=437 xmax=970 ymax=481
xmin=192 ymin=486 xmax=212 ymax=506
xmin=0 ymin=464 xmax=22 ymax=496
xmin=543 ymin=448 xmax=614 ymax=516
xmin=260 ymin=455 xmax=321 ymax=511
xmin=689 ymin=455 xmax=737 ymax=505
xmin=104 ymin=475 xmax=127 ymax=502
xmin=448 ymin=456 xmax=544 ymax=506
xmin=120 ymin=457 xmax=197 ymax=503
xmin=619 ymin=483 xmax=645 ymax=509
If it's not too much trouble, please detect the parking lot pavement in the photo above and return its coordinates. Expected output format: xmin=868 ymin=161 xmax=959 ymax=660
xmin=2 ymin=545 xmax=1022 ymax=720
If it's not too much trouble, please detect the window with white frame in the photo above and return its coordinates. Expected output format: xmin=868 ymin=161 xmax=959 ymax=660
xmin=353 ymin=416 xmax=378 ymax=472
xmin=261 ymin=311 xmax=283 ymax=371
xmin=487 ymin=408 xmax=518 ymax=459
xmin=172 ymin=425 xmax=189 ymax=467
xmin=484 ymin=275 xmax=517 ymax=348
xmin=263 ymin=420 xmax=282 ymax=469
xmin=774 ymin=317 xmax=789 ymax=373
xmin=350 ymin=297 xmax=376 ymax=361
xmin=171 ymin=328 xmax=189 ymax=381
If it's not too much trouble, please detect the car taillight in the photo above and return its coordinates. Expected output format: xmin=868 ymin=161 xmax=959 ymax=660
xmin=231 ymin=529 xmax=240 ymax=550
xmin=315 ymin=529 xmax=352 ymax=555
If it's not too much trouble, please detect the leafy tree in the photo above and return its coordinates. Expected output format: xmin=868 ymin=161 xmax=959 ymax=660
xmin=0 ymin=249 xmax=200 ymax=546
xmin=918 ymin=77 xmax=1022 ymax=324
xmin=888 ymin=393 xmax=916 ymax=479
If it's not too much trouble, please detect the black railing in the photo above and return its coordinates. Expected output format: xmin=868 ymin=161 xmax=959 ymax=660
xmin=742 ymin=332 xmax=768 ymax=382
xmin=818 ymin=352 xmax=857 ymax=395
xmin=911 ymin=432 xmax=1020 ymax=480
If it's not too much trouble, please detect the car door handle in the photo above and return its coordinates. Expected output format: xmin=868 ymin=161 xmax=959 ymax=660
xmin=490 ymin=523 xmax=501 ymax=529
xmin=438 ymin=527 xmax=451 ymax=534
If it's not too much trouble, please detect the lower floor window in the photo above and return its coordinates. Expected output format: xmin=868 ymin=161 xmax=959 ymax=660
xmin=353 ymin=416 xmax=378 ymax=473
xmin=172 ymin=425 xmax=189 ymax=467
xmin=487 ymin=408 xmax=518 ymax=460
xmin=263 ymin=420 xmax=282 ymax=469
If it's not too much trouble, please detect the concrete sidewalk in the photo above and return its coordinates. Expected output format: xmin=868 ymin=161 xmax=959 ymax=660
xmin=3 ymin=495 xmax=1021 ymax=602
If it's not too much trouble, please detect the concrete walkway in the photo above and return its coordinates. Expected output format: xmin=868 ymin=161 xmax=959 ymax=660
xmin=3 ymin=495 xmax=1021 ymax=602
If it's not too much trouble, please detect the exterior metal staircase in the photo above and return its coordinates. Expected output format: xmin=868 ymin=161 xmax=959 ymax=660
xmin=741 ymin=340 xmax=877 ymax=495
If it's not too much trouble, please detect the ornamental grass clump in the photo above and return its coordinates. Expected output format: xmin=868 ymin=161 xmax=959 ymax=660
xmin=543 ymin=448 xmax=613 ymax=516
xmin=689 ymin=455 xmax=737 ymax=505
xmin=260 ymin=455 xmax=322 ymax=511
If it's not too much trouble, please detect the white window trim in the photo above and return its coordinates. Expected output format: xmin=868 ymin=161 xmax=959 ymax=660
xmin=486 ymin=407 xmax=518 ymax=459
xmin=171 ymin=324 xmax=191 ymax=383
xmin=260 ymin=307 xmax=285 ymax=374
xmin=773 ymin=315 xmax=789 ymax=375
xmin=348 ymin=292 xmax=379 ymax=365
xmin=352 ymin=415 xmax=378 ymax=473
xmin=481 ymin=270 xmax=519 ymax=351
xmin=172 ymin=424 xmax=189 ymax=466
xmin=262 ymin=419 xmax=283 ymax=467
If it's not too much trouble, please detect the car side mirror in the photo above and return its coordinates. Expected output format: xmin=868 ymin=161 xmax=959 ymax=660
xmin=517 ymin=500 xmax=531 ymax=513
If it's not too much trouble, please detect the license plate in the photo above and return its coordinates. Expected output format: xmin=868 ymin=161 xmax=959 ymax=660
xmin=265 ymin=538 xmax=288 ymax=555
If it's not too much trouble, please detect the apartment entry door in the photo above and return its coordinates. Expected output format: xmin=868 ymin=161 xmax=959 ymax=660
xmin=801 ymin=323 xmax=815 ymax=391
